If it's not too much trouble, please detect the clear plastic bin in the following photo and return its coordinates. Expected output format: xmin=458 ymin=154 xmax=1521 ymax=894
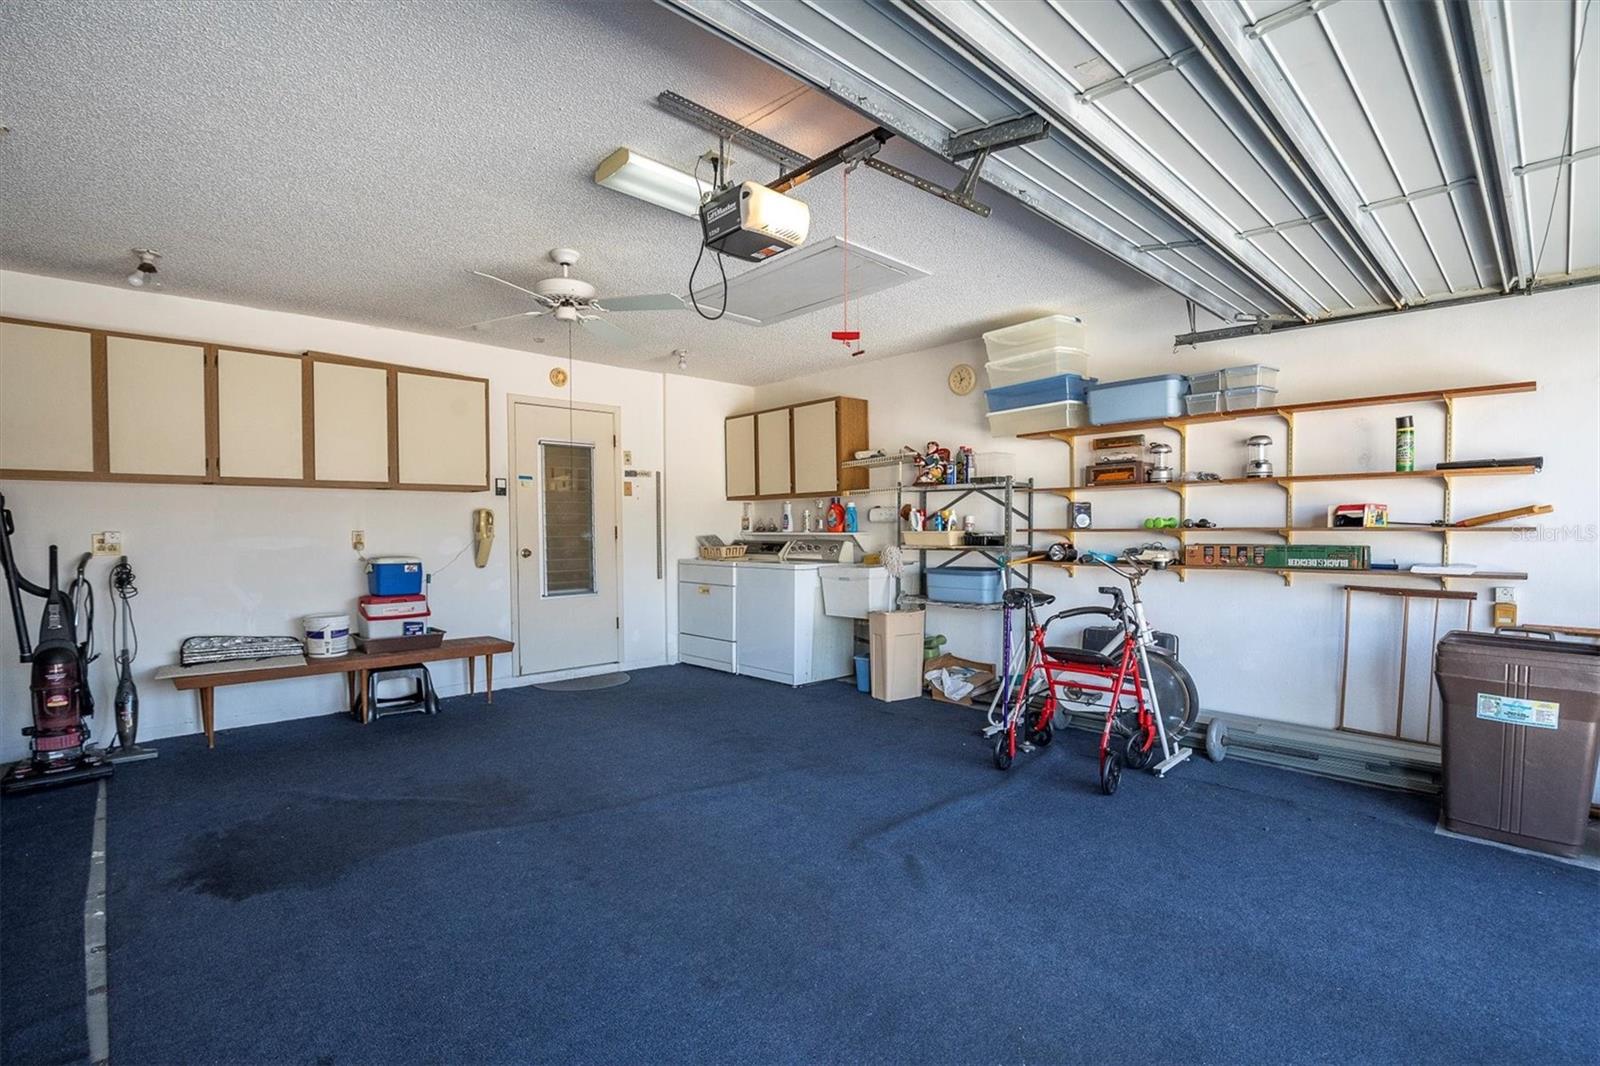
xmin=1187 ymin=370 xmax=1224 ymax=395
xmin=1185 ymin=391 xmax=1223 ymax=416
xmin=982 ymin=314 xmax=1086 ymax=362
xmin=986 ymin=400 xmax=1088 ymax=437
xmin=983 ymin=346 xmax=1091 ymax=388
xmin=1223 ymin=385 xmax=1279 ymax=411
xmin=1223 ymin=364 xmax=1279 ymax=389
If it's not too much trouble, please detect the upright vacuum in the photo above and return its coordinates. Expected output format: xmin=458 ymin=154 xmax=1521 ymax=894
xmin=0 ymin=492 xmax=113 ymax=794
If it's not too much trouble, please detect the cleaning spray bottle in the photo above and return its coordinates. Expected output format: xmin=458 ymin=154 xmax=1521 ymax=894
xmin=1395 ymin=416 xmax=1415 ymax=472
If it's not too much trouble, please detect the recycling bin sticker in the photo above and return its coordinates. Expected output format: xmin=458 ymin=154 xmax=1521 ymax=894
xmin=1476 ymin=694 xmax=1560 ymax=729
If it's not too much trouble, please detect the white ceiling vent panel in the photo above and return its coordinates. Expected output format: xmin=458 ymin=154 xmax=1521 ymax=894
xmin=690 ymin=236 xmax=930 ymax=326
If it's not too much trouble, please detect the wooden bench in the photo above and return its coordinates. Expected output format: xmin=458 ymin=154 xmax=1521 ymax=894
xmin=156 ymin=636 xmax=515 ymax=747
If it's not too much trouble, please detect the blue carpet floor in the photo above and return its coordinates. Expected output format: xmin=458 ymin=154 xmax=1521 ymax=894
xmin=3 ymin=664 xmax=1597 ymax=1064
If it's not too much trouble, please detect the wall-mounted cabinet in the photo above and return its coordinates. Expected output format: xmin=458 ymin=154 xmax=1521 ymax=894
xmin=105 ymin=336 xmax=209 ymax=478
xmin=724 ymin=396 xmax=868 ymax=501
xmin=0 ymin=320 xmax=96 ymax=475
xmin=215 ymin=348 xmax=304 ymax=482
xmin=0 ymin=318 xmax=489 ymax=493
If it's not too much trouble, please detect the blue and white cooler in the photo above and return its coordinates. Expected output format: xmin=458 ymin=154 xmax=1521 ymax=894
xmin=366 ymin=556 xmax=424 ymax=596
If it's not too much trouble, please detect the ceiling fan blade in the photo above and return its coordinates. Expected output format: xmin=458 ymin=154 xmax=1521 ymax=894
xmin=470 ymin=270 xmax=556 ymax=305
xmin=593 ymin=293 xmax=686 ymax=313
xmin=461 ymin=309 xmax=548 ymax=331
xmin=579 ymin=314 xmax=638 ymax=348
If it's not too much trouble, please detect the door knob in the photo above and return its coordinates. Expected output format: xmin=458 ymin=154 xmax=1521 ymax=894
xmin=520 ymin=548 xmax=532 ymax=558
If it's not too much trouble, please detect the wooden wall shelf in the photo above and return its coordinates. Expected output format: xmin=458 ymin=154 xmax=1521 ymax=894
xmin=1037 ymin=465 xmax=1538 ymax=495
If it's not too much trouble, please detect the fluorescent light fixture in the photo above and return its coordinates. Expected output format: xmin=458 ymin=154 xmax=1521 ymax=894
xmin=594 ymin=147 xmax=708 ymax=217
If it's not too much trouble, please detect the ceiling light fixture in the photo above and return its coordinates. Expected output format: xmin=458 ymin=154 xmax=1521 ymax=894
xmin=594 ymin=147 xmax=709 ymax=217
xmin=126 ymin=249 xmax=161 ymax=288
xmin=674 ymin=348 xmax=688 ymax=370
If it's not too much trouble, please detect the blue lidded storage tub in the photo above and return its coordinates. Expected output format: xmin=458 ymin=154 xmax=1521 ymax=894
xmin=1085 ymin=374 xmax=1190 ymax=425
xmin=367 ymin=556 xmax=424 ymax=596
xmin=925 ymin=566 xmax=1004 ymax=605
xmin=983 ymin=372 xmax=1098 ymax=412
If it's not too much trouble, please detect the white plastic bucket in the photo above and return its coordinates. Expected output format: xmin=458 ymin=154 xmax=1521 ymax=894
xmin=304 ymin=612 xmax=351 ymax=658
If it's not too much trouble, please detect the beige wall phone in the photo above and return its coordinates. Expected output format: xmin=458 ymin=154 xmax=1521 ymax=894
xmin=473 ymin=508 xmax=495 ymax=567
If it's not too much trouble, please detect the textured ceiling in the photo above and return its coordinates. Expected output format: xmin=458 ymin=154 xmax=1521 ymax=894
xmin=0 ymin=0 xmax=1170 ymax=385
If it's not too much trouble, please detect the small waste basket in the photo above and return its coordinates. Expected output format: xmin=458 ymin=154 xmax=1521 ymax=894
xmin=1434 ymin=631 xmax=1600 ymax=857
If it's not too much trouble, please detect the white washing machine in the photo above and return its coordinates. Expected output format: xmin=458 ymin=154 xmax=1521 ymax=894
xmin=733 ymin=561 xmax=853 ymax=686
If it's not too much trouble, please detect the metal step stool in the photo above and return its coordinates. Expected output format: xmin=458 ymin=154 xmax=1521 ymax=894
xmin=365 ymin=663 xmax=440 ymax=720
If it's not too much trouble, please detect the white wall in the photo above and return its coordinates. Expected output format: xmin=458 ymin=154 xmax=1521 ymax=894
xmin=0 ymin=270 xmax=748 ymax=757
xmin=751 ymin=286 xmax=1600 ymax=740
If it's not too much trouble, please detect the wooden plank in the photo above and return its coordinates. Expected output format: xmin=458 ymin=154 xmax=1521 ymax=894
xmin=1343 ymin=585 xmax=1479 ymax=601
xmin=1018 ymin=381 xmax=1538 ymax=440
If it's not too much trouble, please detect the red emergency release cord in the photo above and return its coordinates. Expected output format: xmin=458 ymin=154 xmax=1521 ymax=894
xmin=831 ymin=166 xmax=860 ymax=346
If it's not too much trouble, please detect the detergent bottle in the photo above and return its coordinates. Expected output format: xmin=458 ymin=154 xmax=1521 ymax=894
xmin=844 ymin=501 xmax=858 ymax=533
xmin=825 ymin=497 xmax=846 ymax=533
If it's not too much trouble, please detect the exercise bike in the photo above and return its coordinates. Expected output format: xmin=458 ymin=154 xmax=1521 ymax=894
xmin=992 ymin=557 xmax=1198 ymax=794
xmin=0 ymin=492 xmax=112 ymax=794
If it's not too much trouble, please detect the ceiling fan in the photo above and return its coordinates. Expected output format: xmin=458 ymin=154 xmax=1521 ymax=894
xmin=464 ymin=248 xmax=684 ymax=347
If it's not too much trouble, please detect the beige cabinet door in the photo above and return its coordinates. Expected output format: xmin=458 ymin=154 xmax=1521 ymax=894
xmin=0 ymin=322 xmax=95 ymax=473
xmin=725 ymin=414 xmax=756 ymax=497
xmin=217 ymin=349 xmax=304 ymax=480
xmin=313 ymin=360 xmax=390 ymax=484
xmin=756 ymin=408 xmax=791 ymax=497
xmin=791 ymin=400 xmax=839 ymax=495
xmin=397 ymin=371 xmax=488 ymax=488
xmin=106 ymin=337 xmax=207 ymax=477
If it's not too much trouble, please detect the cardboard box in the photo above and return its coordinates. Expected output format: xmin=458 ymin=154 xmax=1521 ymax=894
xmin=869 ymin=610 xmax=925 ymax=702
xmin=1264 ymin=544 xmax=1370 ymax=569
xmin=1183 ymin=543 xmax=1270 ymax=568
xmin=923 ymin=653 xmax=997 ymax=707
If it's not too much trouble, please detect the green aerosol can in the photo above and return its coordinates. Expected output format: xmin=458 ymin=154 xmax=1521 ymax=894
xmin=1395 ymin=416 xmax=1415 ymax=472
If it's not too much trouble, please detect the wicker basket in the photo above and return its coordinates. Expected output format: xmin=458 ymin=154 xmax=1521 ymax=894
xmin=698 ymin=544 xmax=748 ymax=560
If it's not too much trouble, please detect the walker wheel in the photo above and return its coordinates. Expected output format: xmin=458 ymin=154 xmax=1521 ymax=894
xmin=1100 ymin=752 xmax=1123 ymax=795
xmin=1205 ymin=718 xmax=1229 ymax=763
xmin=993 ymin=731 xmax=1014 ymax=771
xmin=1125 ymin=729 xmax=1154 ymax=770
xmin=1027 ymin=716 xmax=1054 ymax=747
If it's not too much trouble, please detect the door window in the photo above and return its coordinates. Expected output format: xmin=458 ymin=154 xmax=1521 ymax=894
xmin=541 ymin=441 xmax=596 ymax=596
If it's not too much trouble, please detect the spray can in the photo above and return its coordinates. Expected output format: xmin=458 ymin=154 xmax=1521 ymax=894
xmin=1395 ymin=416 xmax=1415 ymax=472
xmin=781 ymin=501 xmax=792 ymax=532
xmin=741 ymin=502 xmax=751 ymax=533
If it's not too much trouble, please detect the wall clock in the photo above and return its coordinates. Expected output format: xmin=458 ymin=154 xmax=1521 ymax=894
xmin=549 ymin=367 xmax=568 ymax=388
xmin=948 ymin=363 xmax=977 ymax=396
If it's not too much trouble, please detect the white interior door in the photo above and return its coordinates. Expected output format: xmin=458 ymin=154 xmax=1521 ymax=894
xmin=513 ymin=402 xmax=620 ymax=675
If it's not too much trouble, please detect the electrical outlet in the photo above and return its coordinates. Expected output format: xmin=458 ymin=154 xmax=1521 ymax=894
xmin=91 ymin=531 xmax=122 ymax=556
xmin=1493 ymin=586 xmax=1516 ymax=603
xmin=623 ymin=449 xmax=633 ymax=465
xmin=351 ymin=530 xmax=366 ymax=553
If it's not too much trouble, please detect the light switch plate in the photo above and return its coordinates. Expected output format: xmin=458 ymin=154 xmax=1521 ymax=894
xmin=91 ymin=531 xmax=123 ymax=556
xmin=351 ymin=530 xmax=366 ymax=552
xmin=1492 ymin=586 xmax=1516 ymax=603
xmin=623 ymin=450 xmax=633 ymax=465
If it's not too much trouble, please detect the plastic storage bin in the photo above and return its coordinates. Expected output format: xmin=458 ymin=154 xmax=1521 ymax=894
xmin=359 ymin=593 xmax=427 ymax=619
xmin=984 ymin=347 xmax=1092 ymax=389
xmin=366 ymin=556 xmax=423 ymax=596
xmin=1185 ymin=391 xmax=1223 ymax=416
xmin=987 ymin=400 xmax=1088 ymax=437
xmin=982 ymin=314 xmax=1086 ymax=362
xmin=1223 ymin=385 xmax=1279 ymax=411
xmin=358 ymin=599 xmax=430 ymax=640
xmin=1085 ymin=374 xmax=1189 ymax=425
xmin=1224 ymin=364 xmax=1279 ymax=389
xmin=924 ymin=566 xmax=1004 ymax=605
xmin=983 ymin=373 xmax=1096 ymax=412
xmin=1187 ymin=370 xmax=1224 ymax=395
xmin=1435 ymin=631 xmax=1600 ymax=857
xmin=820 ymin=565 xmax=894 ymax=619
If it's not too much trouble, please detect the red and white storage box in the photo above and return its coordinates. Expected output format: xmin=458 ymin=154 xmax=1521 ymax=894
xmin=357 ymin=595 xmax=430 ymax=640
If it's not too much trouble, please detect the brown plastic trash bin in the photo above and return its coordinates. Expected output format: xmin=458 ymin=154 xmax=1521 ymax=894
xmin=1434 ymin=631 xmax=1600 ymax=857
